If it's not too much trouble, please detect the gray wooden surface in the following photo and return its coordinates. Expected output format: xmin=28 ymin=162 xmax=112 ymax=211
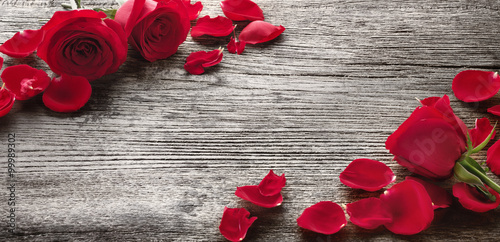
xmin=1 ymin=0 xmax=500 ymax=241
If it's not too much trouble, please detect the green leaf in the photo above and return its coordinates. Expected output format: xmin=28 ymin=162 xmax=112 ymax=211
xmin=93 ymin=8 xmax=117 ymax=19
xmin=463 ymin=156 xmax=487 ymax=175
xmin=454 ymin=162 xmax=484 ymax=187
xmin=466 ymin=131 xmax=474 ymax=153
xmin=470 ymin=122 xmax=497 ymax=154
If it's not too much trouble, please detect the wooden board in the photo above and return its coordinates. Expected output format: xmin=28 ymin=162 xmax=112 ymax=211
xmin=1 ymin=0 xmax=500 ymax=241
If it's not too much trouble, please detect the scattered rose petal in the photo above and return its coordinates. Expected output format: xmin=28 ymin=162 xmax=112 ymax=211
xmin=182 ymin=0 xmax=203 ymax=20
xmin=452 ymin=182 xmax=500 ymax=212
xmin=487 ymin=105 xmax=500 ymax=116
xmin=405 ymin=176 xmax=453 ymax=209
xmin=380 ymin=180 xmax=434 ymax=235
xmin=258 ymin=170 xmax=286 ymax=196
xmin=0 ymin=56 xmax=3 ymax=69
xmin=227 ymin=36 xmax=245 ymax=55
xmin=469 ymin=117 xmax=495 ymax=149
xmin=1 ymin=65 xmax=51 ymax=100
xmin=346 ymin=197 xmax=392 ymax=230
xmin=184 ymin=49 xmax=223 ymax=75
xmin=339 ymin=159 xmax=395 ymax=191
xmin=297 ymin=201 xmax=346 ymax=235
xmin=0 ymin=88 xmax=15 ymax=118
xmin=238 ymin=21 xmax=285 ymax=45
xmin=0 ymin=29 xmax=44 ymax=58
xmin=220 ymin=0 xmax=264 ymax=21
xmin=452 ymin=70 xmax=500 ymax=102
xmin=486 ymin=139 xmax=500 ymax=175
xmin=219 ymin=207 xmax=257 ymax=242
xmin=190 ymin=16 xmax=235 ymax=38
xmin=42 ymin=75 xmax=92 ymax=112
xmin=235 ymin=185 xmax=283 ymax=208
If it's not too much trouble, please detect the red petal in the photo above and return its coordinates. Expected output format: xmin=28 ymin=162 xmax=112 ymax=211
xmin=487 ymin=105 xmax=500 ymax=116
xmin=339 ymin=159 xmax=395 ymax=191
xmin=0 ymin=29 xmax=44 ymax=58
xmin=296 ymin=201 xmax=346 ymax=235
xmin=380 ymin=180 xmax=434 ymax=235
xmin=405 ymin=176 xmax=452 ymax=209
xmin=452 ymin=182 xmax=500 ymax=212
xmin=238 ymin=21 xmax=285 ymax=44
xmin=235 ymin=185 xmax=283 ymax=208
xmin=42 ymin=75 xmax=92 ymax=112
xmin=220 ymin=0 xmax=264 ymax=21
xmin=486 ymin=139 xmax=500 ymax=175
xmin=469 ymin=117 xmax=495 ymax=149
xmin=219 ymin=207 xmax=257 ymax=242
xmin=190 ymin=16 xmax=235 ymax=38
xmin=258 ymin=170 xmax=286 ymax=196
xmin=227 ymin=37 xmax=245 ymax=55
xmin=0 ymin=56 xmax=3 ymax=69
xmin=184 ymin=49 xmax=223 ymax=75
xmin=387 ymin=118 xmax=463 ymax=180
xmin=346 ymin=197 xmax=392 ymax=229
xmin=1 ymin=65 xmax=51 ymax=100
xmin=452 ymin=70 xmax=500 ymax=102
xmin=0 ymin=88 xmax=15 ymax=118
xmin=182 ymin=0 xmax=203 ymax=20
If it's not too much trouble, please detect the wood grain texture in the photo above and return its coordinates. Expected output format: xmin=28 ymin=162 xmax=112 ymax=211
xmin=1 ymin=0 xmax=500 ymax=241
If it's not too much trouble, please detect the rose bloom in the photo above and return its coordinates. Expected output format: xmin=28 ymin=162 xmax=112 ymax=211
xmin=115 ymin=0 xmax=190 ymax=62
xmin=385 ymin=95 xmax=467 ymax=179
xmin=37 ymin=10 xmax=128 ymax=81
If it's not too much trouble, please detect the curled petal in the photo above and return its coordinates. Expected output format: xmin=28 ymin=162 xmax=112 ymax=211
xmin=486 ymin=139 xmax=500 ymax=175
xmin=339 ymin=159 xmax=395 ymax=191
xmin=239 ymin=21 xmax=285 ymax=45
xmin=452 ymin=182 xmax=500 ymax=212
xmin=296 ymin=201 xmax=346 ymax=235
xmin=42 ymin=75 xmax=92 ymax=112
xmin=219 ymin=207 xmax=257 ymax=242
xmin=235 ymin=185 xmax=283 ymax=208
xmin=0 ymin=88 xmax=15 ymax=118
xmin=190 ymin=16 xmax=235 ymax=38
xmin=346 ymin=197 xmax=392 ymax=230
xmin=380 ymin=180 xmax=434 ymax=235
xmin=405 ymin=176 xmax=452 ymax=209
xmin=258 ymin=170 xmax=286 ymax=196
xmin=227 ymin=37 xmax=245 ymax=55
xmin=487 ymin=105 xmax=500 ymax=116
xmin=469 ymin=118 xmax=495 ymax=149
xmin=0 ymin=29 xmax=44 ymax=58
xmin=0 ymin=56 xmax=3 ymax=69
xmin=182 ymin=0 xmax=203 ymax=20
xmin=452 ymin=70 xmax=500 ymax=102
xmin=184 ymin=49 xmax=223 ymax=75
xmin=220 ymin=0 xmax=264 ymax=21
xmin=1 ymin=65 xmax=51 ymax=100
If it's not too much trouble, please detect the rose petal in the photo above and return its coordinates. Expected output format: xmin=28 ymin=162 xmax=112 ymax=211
xmin=235 ymin=185 xmax=283 ymax=208
xmin=339 ymin=159 xmax=395 ymax=191
xmin=1 ymin=65 xmax=51 ymax=100
xmin=0 ymin=88 xmax=15 ymax=118
xmin=258 ymin=170 xmax=286 ymax=196
xmin=42 ymin=75 xmax=92 ymax=112
xmin=227 ymin=36 xmax=245 ymax=55
xmin=380 ymin=180 xmax=434 ymax=235
xmin=405 ymin=176 xmax=453 ymax=209
xmin=469 ymin=117 xmax=495 ymax=149
xmin=184 ymin=49 xmax=223 ymax=75
xmin=220 ymin=0 xmax=264 ymax=21
xmin=182 ymin=0 xmax=203 ymax=20
xmin=452 ymin=182 xmax=500 ymax=212
xmin=0 ymin=56 xmax=3 ymax=69
xmin=238 ymin=21 xmax=285 ymax=45
xmin=346 ymin=197 xmax=392 ymax=229
xmin=296 ymin=201 xmax=346 ymax=235
xmin=486 ymin=139 xmax=500 ymax=175
xmin=190 ymin=15 xmax=235 ymax=38
xmin=219 ymin=207 xmax=257 ymax=242
xmin=452 ymin=70 xmax=500 ymax=102
xmin=487 ymin=105 xmax=500 ymax=116
xmin=0 ymin=29 xmax=44 ymax=58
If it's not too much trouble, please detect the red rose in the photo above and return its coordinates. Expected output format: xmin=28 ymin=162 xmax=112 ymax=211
xmin=115 ymin=0 xmax=190 ymax=62
xmin=385 ymin=95 xmax=467 ymax=179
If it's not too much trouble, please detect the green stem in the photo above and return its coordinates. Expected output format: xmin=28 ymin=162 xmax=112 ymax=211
xmin=459 ymin=159 xmax=500 ymax=194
